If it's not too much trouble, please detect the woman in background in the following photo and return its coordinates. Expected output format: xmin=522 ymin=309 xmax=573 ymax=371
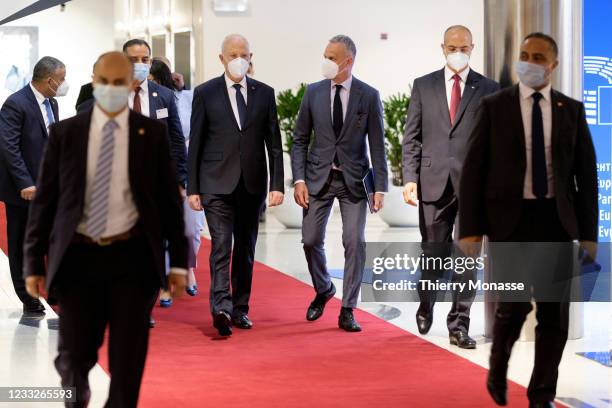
xmin=150 ymin=58 xmax=203 ymax=305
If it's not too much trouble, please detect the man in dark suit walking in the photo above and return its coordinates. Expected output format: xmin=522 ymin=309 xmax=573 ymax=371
xmin=24 ymin=51 xmax=188 ymax=407
xmin=0 ymin=56 xmax=67 ymax=317
xmin=292 ymin=35 xmax=388 ymax=332
xmin=188 ymin=34 xmax=284 ymax=337
xmin=459 ymin=33 xmax=597 ymax=407
xmin=402 ymin=25 xmax=500 ymax=348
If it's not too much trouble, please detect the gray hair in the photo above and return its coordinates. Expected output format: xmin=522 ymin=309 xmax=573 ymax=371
xmin=32 ymin=56 xmax=65 ymax=82
xmin=329 ymin=35 xmax=356 ymax=57
xmin=221 ymin=34 xmax=250 ymax=53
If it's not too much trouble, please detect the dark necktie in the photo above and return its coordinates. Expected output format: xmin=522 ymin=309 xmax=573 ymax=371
xmin=133 ymin=86 xmax=142 ymax=114
xmin=233 ymin=83 xmax=247 ymax=129
xmin=449 ymin=74 xmax=461 ymax=124
xmin=43 ymin=99 xmax=55 ymax=128
xmin=531 ymin=92 xmax=547 ymax=199
xmin=332 ymin=84 xmax=343 ymax=167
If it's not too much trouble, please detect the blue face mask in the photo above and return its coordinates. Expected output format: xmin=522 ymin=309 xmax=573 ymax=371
xmin=516 ymin=61 xmax=548 ymax=89
xmin=133 ymin=63 xmax=150 ymax=83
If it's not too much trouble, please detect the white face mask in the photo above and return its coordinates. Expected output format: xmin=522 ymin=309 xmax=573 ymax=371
xmin=321 ymin=58 xmax=339 ymax=80
xmin=227 ymin=57 xmax=249 ymax=79
xmin=446 ymin=52 xmax=470 ymax=72
xmin=93 ymin=84 xmax=130 ymax=113
xmin=51 ymin=78 xmax=70 ymax=97
xmin=516 ymin=61 xmax=548 ymax=89
xmin=133 ymin=63 xmax=150 ymax=83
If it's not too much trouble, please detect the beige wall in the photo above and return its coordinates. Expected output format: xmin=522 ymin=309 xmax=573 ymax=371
xmin=200 ymin=0 xmax=485 ymax=97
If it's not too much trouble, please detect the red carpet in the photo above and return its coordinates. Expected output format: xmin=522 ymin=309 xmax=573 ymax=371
xmin=94 ymin=239 xmax=529 ymax=407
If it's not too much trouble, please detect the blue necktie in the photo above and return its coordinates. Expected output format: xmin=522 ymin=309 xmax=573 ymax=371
xmin=43 ymin=99 xmax=55 ymax=128
xmin=233 ymin=83 xmax=247 ymax=129
xmin=531 ymin=92 xmax=547 ymax=199
xmin=86 ymin=120 xmax=118 ymax=240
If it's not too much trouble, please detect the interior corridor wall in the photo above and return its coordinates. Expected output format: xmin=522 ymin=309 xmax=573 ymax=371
xmin=5 ymin=0 xmax=115 ymax=118
xmin=200 ymin=0 xmax=485 ymax=97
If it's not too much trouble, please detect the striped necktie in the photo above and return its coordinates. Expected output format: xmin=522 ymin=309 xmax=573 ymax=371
xmin=86 ymin=119 xmax=119 ymax=240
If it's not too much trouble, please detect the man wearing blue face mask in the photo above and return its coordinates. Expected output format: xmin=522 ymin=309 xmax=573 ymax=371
xmin=0 ymin=56 xmax=67 ymax=318
xmin=459 ymin=33 xmax=597 ymax=407
xmin=24 ymin=51 xmax=188 ymax=407
xmin=402 ymin=25 xmax=499 ymax=348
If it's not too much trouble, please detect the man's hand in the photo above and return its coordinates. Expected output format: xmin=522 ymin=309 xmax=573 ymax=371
xmin=172 ymin=72 xmax=185 ymax=91
xmin=294 ymin=182 xmax=309 ymax=209
xmin=25 ymin=276 xmax=46 ymax=299
xmin=373 ymin=192 xmax=384 ymax=212
xmin=458 ymin=235 xmax=483 ymax=258
xmin=168 ymin=273 xmax=187 ymax=298
xmin=580 ymin=240 xmax=598 ymax=263
xmin=188 ymin=194 xmax=202 ymax=211
xmin=268 ymin=191 xmax=284 ymax=207
xmin=403 ymin=182 xmax=418 ymax=206
xmin=21 ymin=186 xmax=36 ymax=201
xmin=179 ymin=186 xmax=187 ymax=200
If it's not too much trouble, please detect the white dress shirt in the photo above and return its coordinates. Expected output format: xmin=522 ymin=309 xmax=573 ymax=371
xmin=519 ymin=81 xmax=555 ymax=199
xmin=444 ymin=66 xmax=470 ymax=109
xmin=30 ymin=83 xmax=52 ymax=132
xmin=225 ymin=74 xmax=248 ymax=130
xmin=77 ymin=105 xmax=187 ymax=276
xmin=128 ymin=79 xmax=150 ymax=117
xmin=77 ymin=105 xmax=139 ymax=237
xmin=330 ymin=75 xmax=352 ymax=121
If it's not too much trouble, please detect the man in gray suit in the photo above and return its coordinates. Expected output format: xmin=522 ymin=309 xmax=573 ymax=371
xmin=292 ymin=35 xmax=388 ymax=332
xmin=402 ymin=25 xmax=500 ymax=348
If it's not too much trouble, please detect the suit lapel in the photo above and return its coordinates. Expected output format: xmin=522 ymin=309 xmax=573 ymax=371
xmin=128 ymin=112 xmax=145 ymax=198
xmin=550 ymin=90 xmax=563 ymax=176
xmin=75 ymin=110 xmax=93 ymax=211
xmin=50 ymin=98 xmax=59 ymax=123
xmin=243 ymin=77 xmax=257 ymax=129
xmin=433 ymin=69 xmax=452 ymax=126
xmin=317 ymin=80 xmax=334 ymax=134
xmin=218 ymin=75 xmax=241 ymax=131
xmin=337 ymin=77 xmax=363 ymax=142
xmin=24 ymin=86 xmax=48 ymax=135
xmin=450 ymin=70 xmax=480 ymax=132
xmin=147 ymin=80 xmax=159 ymax=118
xmin=509 ymin=85 xmax=526 ymax=161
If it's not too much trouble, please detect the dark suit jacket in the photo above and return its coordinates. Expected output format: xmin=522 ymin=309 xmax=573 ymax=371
xmin=0 ymin=85 xmax=58 ymax=207
xmin=75 ymin=82 xmax=93 ymax=111
xmin=187 ymin=74 xmax=284 ymax=195
xmin=459 ymin=85 xmax=598 ymax=242
xmin=23 ymin=109 xmax=188 ymax=290
xmin=402 ymin=68 xmax=500 ymax=202
xmin=77 ymin=80 xmax=187 ymax=186
xmin=291 ymin=77 xmax=388 ymax=198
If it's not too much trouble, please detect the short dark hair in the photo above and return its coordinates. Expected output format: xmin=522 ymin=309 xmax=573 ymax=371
xmin=524 ymin=32 xmax=558 ymax=57
xmin=150 ymin=58 xmax=176 ymax=91
xmin=122 ymin=39 xmax=151 ymax=55
xmin=329 ymin=35 xmax=357 ymax=58
xmin=32 ymin=56 xmax=65 ymax=82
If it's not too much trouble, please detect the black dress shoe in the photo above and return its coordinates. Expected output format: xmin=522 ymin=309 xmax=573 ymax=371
xmin=23 ymin=301 xmax=45 ymax=318
xmin=213 ymin=311 xmax=232 ymax=336
xmin=338 ymin=307 xmax=362 ymax=332
xmin=529 ymin=402 xmax=555 ymax=408
xmin=486 ymin=373 xmax=508 ymax=406
xmin=149 ymin=317 xmax=156 ymax=328
xmin=306 ymin=283 xmax=336 ymax=321
xmin=232 ymin=314 xmax=253 ymax=329
xmin=449 ymin=331 xmax=477 ymax=349
xmin=415 ymin=306 xmax=433 ymax=335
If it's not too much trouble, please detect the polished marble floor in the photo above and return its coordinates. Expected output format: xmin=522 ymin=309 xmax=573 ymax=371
xmin=0 ymin=208 xmax=610 ymax=407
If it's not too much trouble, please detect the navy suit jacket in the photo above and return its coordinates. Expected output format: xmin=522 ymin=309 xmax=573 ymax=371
xmin=77 ymin=80 xmax=187 ymax=186
xmin=0 ymin=85 xmax=58 ymax=207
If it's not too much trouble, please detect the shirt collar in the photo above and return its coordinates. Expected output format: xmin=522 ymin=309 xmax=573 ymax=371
xmin=519 ymin=81 xmax=552 ymax=102
xmin=444 ymin=66 xmax=470 ymax=83
xmin=332 ymin=75 xmax=353 ymax=91
xmin=225 ymin=73 xmax=247 ymax=90
xmin=92 ymin=103 xmax=129 ymax=132
xmin=137 ymin=79 xmax=149 ymax=94
xmin=29 ymin=82 xmax=47 ymax=105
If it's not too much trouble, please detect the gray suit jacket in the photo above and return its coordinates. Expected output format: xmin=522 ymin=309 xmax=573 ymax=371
xmin=291 ymin=77 xmax=388 ymax=198
xmin=402 ymin=68 xmax=500 ymax=202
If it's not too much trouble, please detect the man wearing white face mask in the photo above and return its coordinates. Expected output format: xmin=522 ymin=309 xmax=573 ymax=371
xmin=0 ymin=56 xmax=66 ymax=317
xmin=188 ymin=34 xmax=284 ymax=337
xmin=402 ymin=25 xmax=500 ymax=348
xmin=459 ymin=33 xmax=597 ymax=407
xmin=23 ymin=51 xmax=188 ymax=406
xmin=291 ymin=35 xmax=388 ymax=332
